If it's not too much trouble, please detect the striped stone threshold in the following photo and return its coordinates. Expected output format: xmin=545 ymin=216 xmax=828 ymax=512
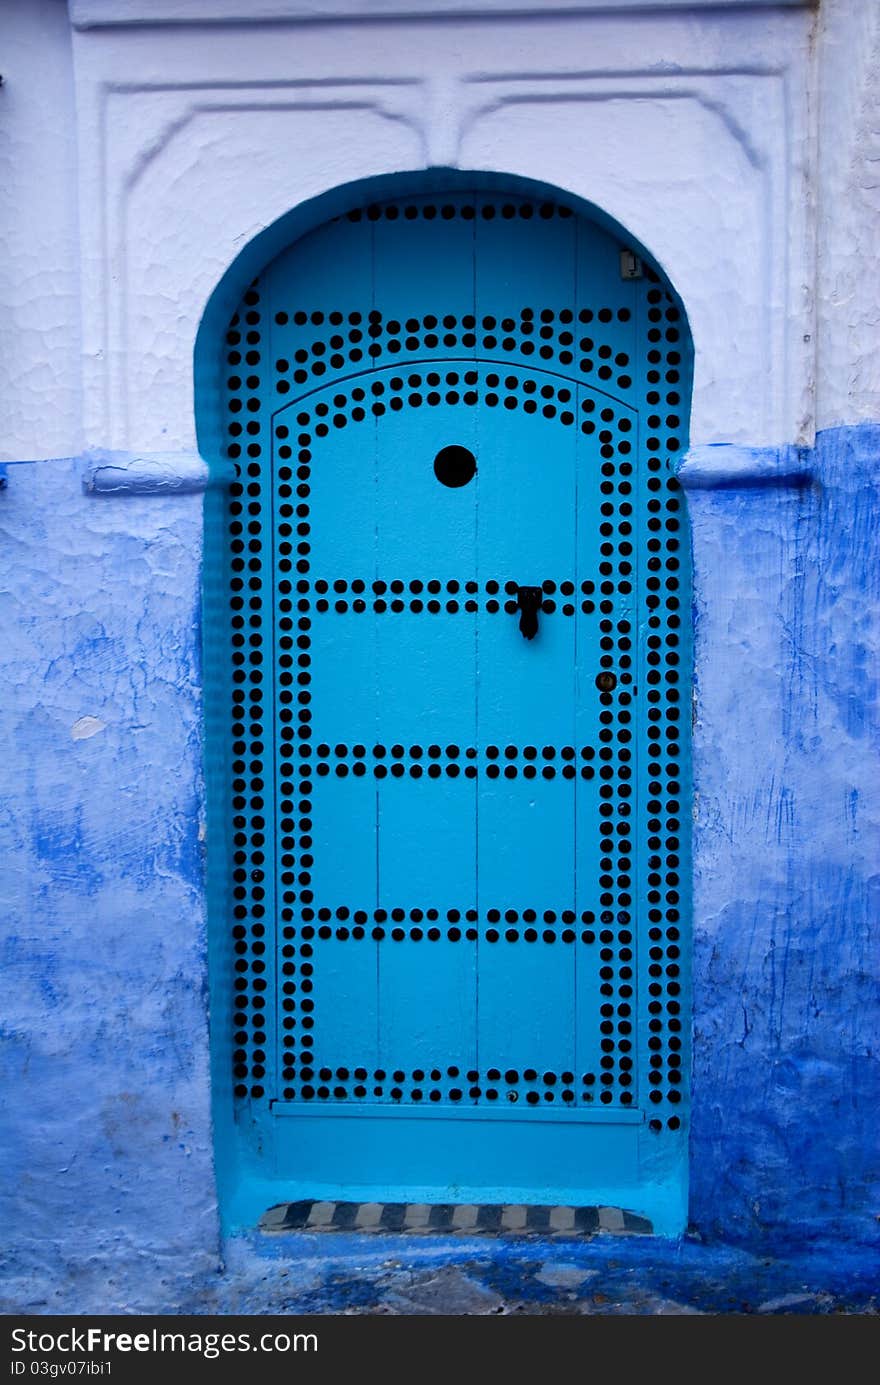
xmin=259 ymin=1201 xmax=652 ymax=1236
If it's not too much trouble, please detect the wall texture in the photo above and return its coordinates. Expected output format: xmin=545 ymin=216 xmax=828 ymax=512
xmin=816 ymin=0 xmax=880 ymax=430
xmin=682 ymin=426 xmax=880 ymax=1247
xmin=0 ymin=457 xmax=218 ymax=1310
xmin=1 ymin=0 xmax=877 ymax=1313
xmin=0 ymin=0 xmax=82 ymax=462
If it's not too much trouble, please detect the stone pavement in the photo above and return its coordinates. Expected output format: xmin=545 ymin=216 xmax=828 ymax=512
xmin=195 ymin=1230 xmax=880 ymax=1316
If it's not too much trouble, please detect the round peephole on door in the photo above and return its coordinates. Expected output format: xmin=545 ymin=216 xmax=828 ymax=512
xmin=434 ymin=444 xmax=476 ymax=489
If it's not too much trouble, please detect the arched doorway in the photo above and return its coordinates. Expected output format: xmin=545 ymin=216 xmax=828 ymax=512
xmin=199 ymin=174 xmax=693 ymax=1234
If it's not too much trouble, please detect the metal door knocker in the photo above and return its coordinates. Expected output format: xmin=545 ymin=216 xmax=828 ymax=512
xmin=516 ymin=586 xmax=543 ymax=640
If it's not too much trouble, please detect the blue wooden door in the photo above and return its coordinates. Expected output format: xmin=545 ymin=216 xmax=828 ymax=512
xmin=214 ymin=187 xmax=691 ymax=1231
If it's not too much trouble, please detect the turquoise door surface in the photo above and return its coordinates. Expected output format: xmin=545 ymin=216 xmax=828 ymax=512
xmin=210 ymin=187 xmax=692 ymax=1231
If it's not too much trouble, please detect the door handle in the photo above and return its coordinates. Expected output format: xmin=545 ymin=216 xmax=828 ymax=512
xmin=516 ymin=585 xmax=543 ymax=641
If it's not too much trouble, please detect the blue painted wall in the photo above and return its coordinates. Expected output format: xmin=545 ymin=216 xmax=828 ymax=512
xmin=0 ymin=458 xmax=219 ymax=1312
xmin=0 ymin=425 xmax=877 ymax=1310
xmin=684 ymin=424 xmax=880 ymax=1248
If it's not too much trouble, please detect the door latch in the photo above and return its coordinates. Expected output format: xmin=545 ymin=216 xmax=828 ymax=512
xmin=516 ymin=585 xmax=543 ymax=641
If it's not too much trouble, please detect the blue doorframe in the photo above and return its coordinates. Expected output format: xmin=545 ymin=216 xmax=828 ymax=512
xmin=198 ymin=174 xmax=693 ymax=1235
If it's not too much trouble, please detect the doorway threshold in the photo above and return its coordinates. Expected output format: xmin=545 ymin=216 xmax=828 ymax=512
xmin=259 ymin=1200 xmax=652 ymax=1237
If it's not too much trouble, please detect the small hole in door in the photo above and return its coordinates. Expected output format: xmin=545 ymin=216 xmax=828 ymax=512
xmin=434 ymin=444 xmax=476 ymax=489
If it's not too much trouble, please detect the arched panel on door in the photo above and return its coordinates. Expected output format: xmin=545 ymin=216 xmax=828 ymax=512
xmin=199 ymin=178 xmax=693 ymax=1235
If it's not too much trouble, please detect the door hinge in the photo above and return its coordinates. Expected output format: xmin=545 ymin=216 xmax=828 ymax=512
xmin=620 ymin=249 xmax=644 ymax=280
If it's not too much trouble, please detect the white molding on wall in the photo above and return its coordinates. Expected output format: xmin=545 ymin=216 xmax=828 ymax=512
xmin=70 ymin=0 xmax=817 ymax=30
xmin=68 ymin=3 xmax=814 ymax=455
xmin=455 ymin=66 xmax=807 ymax=446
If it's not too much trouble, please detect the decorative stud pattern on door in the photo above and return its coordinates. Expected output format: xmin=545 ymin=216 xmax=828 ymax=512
xmin=214 ymin=188 xmax=691 ymax=1227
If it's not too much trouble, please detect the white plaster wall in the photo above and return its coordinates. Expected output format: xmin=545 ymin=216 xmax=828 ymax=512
xmin=3 ymin=0 xmax=877 ymax=457
xmin=17 ymin=0 xmax=813 ymax=461
xmin=815 ymin=0 xmax=880 ymax=431
xmin=0 ymin=0 xmax=82 ymax=463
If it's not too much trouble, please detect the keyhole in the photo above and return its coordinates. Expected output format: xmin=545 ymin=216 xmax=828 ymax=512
xmin=434 ymin=444 xmax=476 ymax=489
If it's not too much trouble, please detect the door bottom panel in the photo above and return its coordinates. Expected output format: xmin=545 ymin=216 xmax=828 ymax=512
xmin=245 ymin=1110 xmax=687 ymax=1236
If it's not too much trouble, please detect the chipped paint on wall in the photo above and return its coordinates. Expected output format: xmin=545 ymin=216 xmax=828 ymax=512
xmin=0 ymin=457 xmax=219 ymax=1312
xmin=0 ymin=427 xmax=876 ymax=1313
xmin=684 ymin=424 xmax=880 ymax=1247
